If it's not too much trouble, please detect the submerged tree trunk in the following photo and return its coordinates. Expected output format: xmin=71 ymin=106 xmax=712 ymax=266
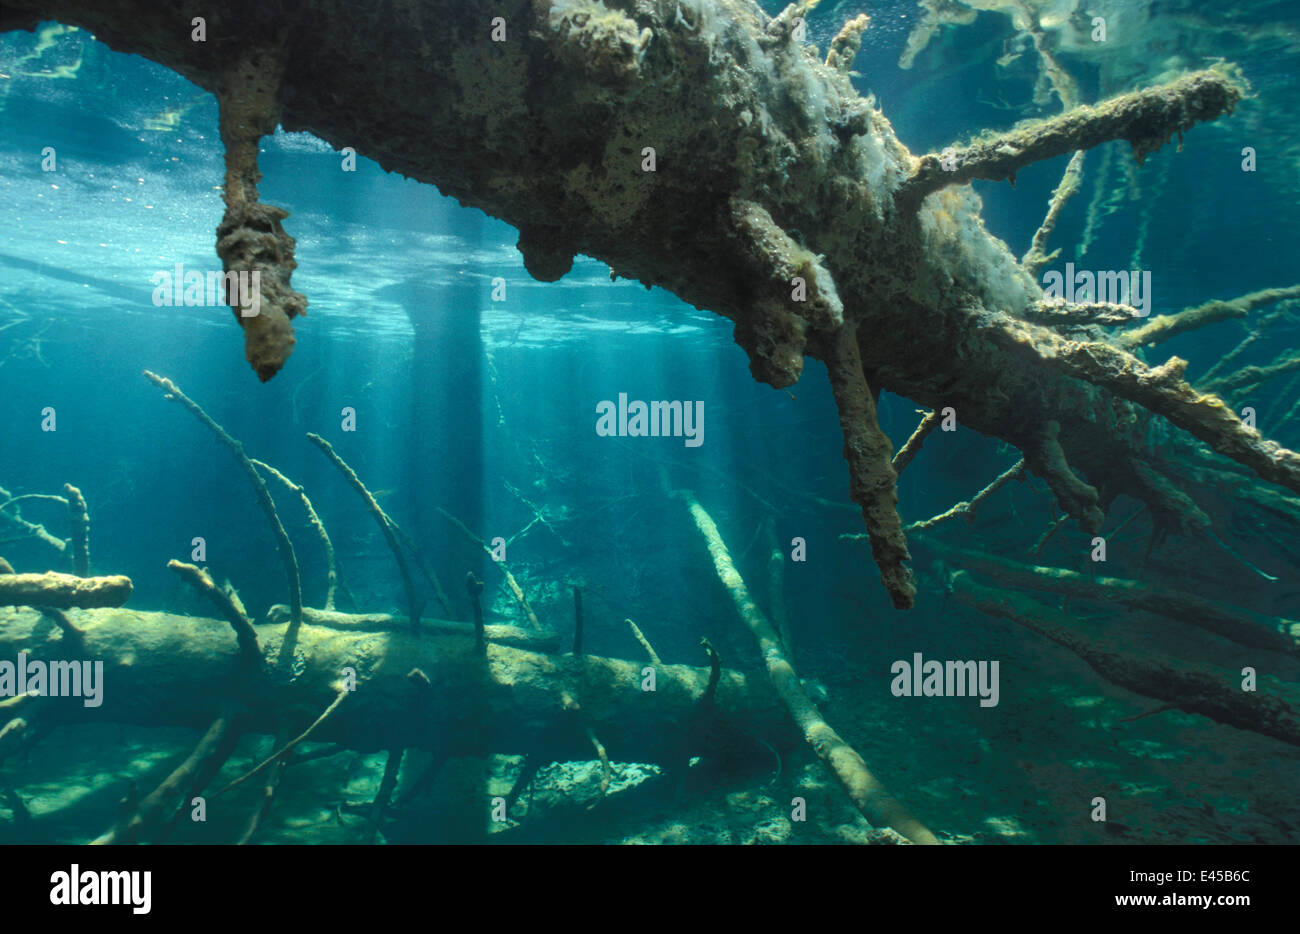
xmin=1 ymin=0 xmax=1277 ymax=609
xmin=0 ymin=606 xmax=793 ymax=767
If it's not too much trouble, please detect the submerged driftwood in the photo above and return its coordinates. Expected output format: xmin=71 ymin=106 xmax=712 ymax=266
xmin=1 ymin=0 xmax=1283 ymax=610
xmin=0 ymin=605 xmax=790 ymax=764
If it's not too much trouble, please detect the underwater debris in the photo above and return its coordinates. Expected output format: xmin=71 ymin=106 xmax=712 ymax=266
xmin=915 ymin=536 xmax=1300 ymax=657
xmin=946 ymin=569 xmax=1300 ymax=749
xmin=0 ymin=570 xmax=130 ymax=608
xmin=897 ymin=67 xmax=1243 ymax=208
xmin=308 ymin=432 xmax=423 ymax=632
xmin=215 ymin=45 xmax=307 ymax=382
xmin=680 ymin=486 xmax=938 ymax=844
xmin=144 ymin=371 xmax=303 ymax=626
xmin=167 ymin=560 xmax=261 ymax=662
xmin=61 ymin=483 xmax=88 ymax=576
xmin=2 ymin=0 xmax=1276 ymax=614
xmin=6 ymin=0 xmax=1300 ymax=848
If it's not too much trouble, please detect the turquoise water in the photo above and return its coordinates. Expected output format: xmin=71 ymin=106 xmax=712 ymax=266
xmin=1 ymin=1 xmax=1298 ymax=844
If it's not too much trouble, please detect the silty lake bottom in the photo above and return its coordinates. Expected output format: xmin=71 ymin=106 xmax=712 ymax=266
xmin=0 ymin=0 xmax=1298 ymax=845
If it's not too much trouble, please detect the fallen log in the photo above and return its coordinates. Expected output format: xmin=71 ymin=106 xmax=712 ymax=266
xmin=0 ymin=606 xmax=792 ymax=769
xmin=945 ymin=569 xmax=1300 ymax=748
xmin=264 ymin=604 xmax=560 ymax=652
xmin=680 ymin=487 xmax=939 ymax=845
xmin=911 ymin=537 xmax=1300 ymax=657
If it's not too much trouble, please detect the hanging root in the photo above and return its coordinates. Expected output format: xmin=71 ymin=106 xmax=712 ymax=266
xmin=727 ymin=199 xmax=845 ymax=387
xmin=897 ymin=67 xmax=1245 ymax=210
xmin=1020 ymin=421 xmax=1104 ymax=534
xmin=822 ymin=324 xmax=915 ymax=609
xmin=216 ymin=45 xmax=307 ymax=382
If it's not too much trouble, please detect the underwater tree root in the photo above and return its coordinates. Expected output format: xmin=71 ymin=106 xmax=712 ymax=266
xmin=2 ymin=1 xmax=1279 ymax=613
xmin=1021 ymin=150 xmax=1085 ymax=277
xmin=946 ymin=570 xmax=1300 ymax=748
xmin=366 ymin=747 xmax=403 ymax=844
xmin=625 ymin=617 xmax=661 ymax=666
xmin=237 ymin=729 xmax=292 ymax=845
xmin=307 ymin=433 xmax=423 ymax=632
xmin=985 ymin=321 xmax=1300 ymax=502
xmin=144 ymin=371 xmax=302 ymax=626
xmin=901 ymin=459 xmax=1024 ymax=532
xmin=679 ymin=487 xmax=939 ymax=844
xmin=218 ymin=689 xmax=349 ymax=797
xmin=0 ymin=485 xmax=66 ymax=555
xmin=891 ymin=409 xmax=941 ymax=475
xmin=1119 ymin=284 xmax=1300 ymax=351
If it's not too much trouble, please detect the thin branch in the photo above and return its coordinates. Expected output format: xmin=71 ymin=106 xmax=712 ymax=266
xmin=144 ymin=370 xmax=302 ymax=626
xmin=1022 ymin=149 xmax=1085 ymax=276
xmin=891 ymin=409 xmax=941 ymax=474
xmin=903 ymin=459 xmax=1024 ymax=531
xmin=308 ymin=433 xmax=422 ymax=632
xmin=625 ymin=618 xmax=661 ymax=667
xmin=167 ymin=560 xmax=261 ymax=661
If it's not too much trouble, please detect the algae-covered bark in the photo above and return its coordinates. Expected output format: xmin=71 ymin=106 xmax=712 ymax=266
xmin=0 ymin=605 xmax=790 ymax=764
xmin=0 ymin=0 xmax=1277 ymax=607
